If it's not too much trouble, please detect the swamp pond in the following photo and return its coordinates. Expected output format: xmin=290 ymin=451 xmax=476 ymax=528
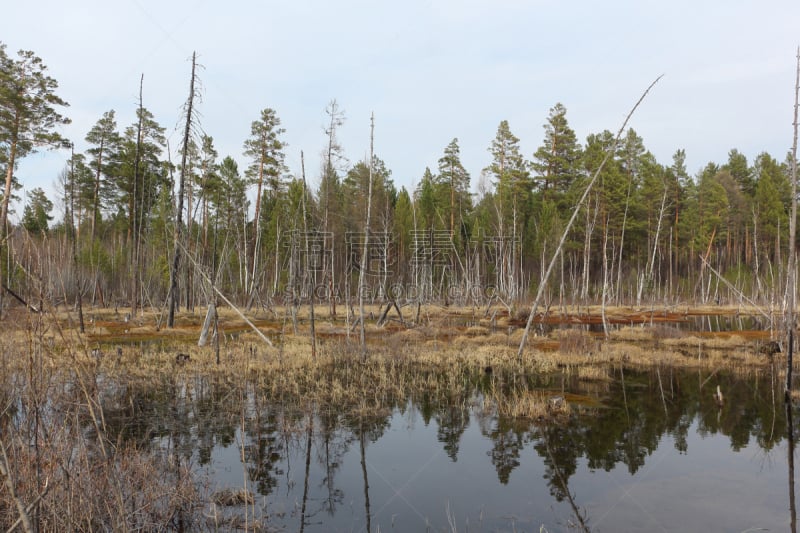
xmin=100 ymin=363 xmax=799 ymax=532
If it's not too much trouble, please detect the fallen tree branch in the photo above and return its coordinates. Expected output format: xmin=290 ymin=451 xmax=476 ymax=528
xmin=177 ymin=240 xmax=274 ymax=348
xmin=698 ymin=254 xmax=772 ymax=325
xmin=2 ymin=283 xmax=40 ymax=312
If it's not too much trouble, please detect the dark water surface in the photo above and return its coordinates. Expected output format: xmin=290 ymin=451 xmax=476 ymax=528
xmin=105 ymin=365 xmax=798 ymax=532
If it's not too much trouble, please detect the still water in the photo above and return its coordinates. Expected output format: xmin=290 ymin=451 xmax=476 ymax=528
xmin=106 ymin=366 xmax=798 ymax=532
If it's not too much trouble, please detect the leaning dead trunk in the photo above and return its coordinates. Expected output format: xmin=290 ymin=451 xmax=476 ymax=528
xmin=517 ymin=76 xmax=662 ymax=360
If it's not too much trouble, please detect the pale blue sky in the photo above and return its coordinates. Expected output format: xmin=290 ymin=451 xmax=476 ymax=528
xmin=3 ymin=0 xmax=800 ymax=217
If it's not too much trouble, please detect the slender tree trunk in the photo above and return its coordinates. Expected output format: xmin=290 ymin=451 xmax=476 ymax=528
xmin=70 ymin=145 xmax=85 ymax=333
xmin=786 ymin=46 xmax=799 ymax=398
xmin=323 ymin=101 xmax=342 ymax=318
xmin=186 ymin=167 xmax=194 ymax=311
xmin=300 ymin=415 xmax=313 ymax=533
xmin=130 ymin=75 xmax=144 ymax=317
xmin=787 ymin=398 xmax=797 ymax=532
xmin=638 ymin=182 xmax=668 ymax=305
xmin=616 ymin=168 xmax=634 ymax=304
xmin=360 ymin=425 xmax=371 ymax=533
xmin=301 ymin=152 xmax=316 ymax=359
xmin=601 ymin=216 xmax=610 ymax=336
xmin=90 ymin=139 xmax=103 ymax=245
xmin=0 ymin=154 xmax=14 ymax=249
xmin=168 ymin=52 xmax=197 ymax=327
xmin=358 ymin=113 xmax=375 ymax=361
xmin=0 ymin=120 xmax=19 ymax=318
xmin=581 ymin=200 xmax=594 ymax=301
xmin=247 ymin=161 xmax=265 ymax=308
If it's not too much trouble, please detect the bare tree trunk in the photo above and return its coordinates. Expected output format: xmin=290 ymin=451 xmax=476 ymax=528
xmin=168 ymin=52 xmax=197 ymax=327
xmin=360 ymin=425 xmax=371 ymax=533
xmin=517 ymin=76 xmax=662 ymax=359
xmin=787 ymin=398 xmax=798 ymax=532
xmin=70 ymin=145 xmax=85 ymax=333
xmin=301 ymin=151 xmax=316 ymax=359
xmin=616 ymin=167 xmax=635 ymax=304
xmin=323 ymin=100 xmax=344 ymax=318
xmin=638 ymin=181 xmax=668 ymax=305
xmin=786 ymin=46 xmax=799 ymax=398
xmin=581 ymin=199 xmax=597 ymax=301
xmin=130 ymin=75 xmax=144 ymax=317
xmin=601 ymin=216 xmax=610 ymax=336
xmin=358 ymin=114 xmax=375 ymax=361
xmin=186 ymin=167 xmax=194 ymax=312
xmin=0 ymin=129 xmax=16 ymax=317
xmin=299 ymin=415 xmax=313 ymax=533
xmin=247 ymin=165 xmax=265 ymax=308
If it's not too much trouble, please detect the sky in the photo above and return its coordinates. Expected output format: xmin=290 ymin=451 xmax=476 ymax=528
xmin=3 ymin=0 xmax=800 ymax=219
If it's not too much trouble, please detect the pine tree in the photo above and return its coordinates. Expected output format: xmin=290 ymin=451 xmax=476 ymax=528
xmin=198 ymin=135 xmax=219 ymax=257
xmin=116 ymin=108 xmax=166 ymax=246
xmin=393 ymin=187 xmax=414 ymax=282
xmin=531 ymin=103 xmax=582 ymax=205
xmin=414 ymin=167 xmax=442 ymax=230
xmin=485 ymin=120 xmax=530 ymax=301
xmin=21 ymin=187 xmax=53 ymax=235
xmin=0 ymin=44 xmax=70 ymax=272
xmin=243 ymin=107 xmax=287 ymax=301
xmin=486 ymin=120 xmax=530 ymax=233
xmin=436 ymin=138 xmax=471 ymax=239
xmin=84 ymin=110 xmax=121 ymax=244
xmin=754 ymin=152 xmax=789 ymax=262
xmin=724 ymin=148 xmax=754 ymax=198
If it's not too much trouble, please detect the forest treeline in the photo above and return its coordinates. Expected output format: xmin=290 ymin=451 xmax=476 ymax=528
xmin=1 ymin=43 xmax=797 ymax=315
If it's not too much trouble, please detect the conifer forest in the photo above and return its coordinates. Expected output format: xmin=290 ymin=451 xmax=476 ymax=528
xmin=1 ymin=42 xmax=797 ymax=316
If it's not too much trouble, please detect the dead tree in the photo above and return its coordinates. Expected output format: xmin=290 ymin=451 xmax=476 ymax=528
xmin=358 ymin=114 xmax=375 ymax=360
xmin=130 ymin=75 xmax=144 ymax=317
xmin=301 ymin=151 xmax=317 ymax=359
xmin=168 ymin=52 xmax=200 ymax=327
xmin=786 ymin=46 xmax=799 ymax=399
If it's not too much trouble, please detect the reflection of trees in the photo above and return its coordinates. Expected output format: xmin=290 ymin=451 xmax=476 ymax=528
xmin=98 ymin=365 xmax=791 ymax=527
xmin=534 ymin=424 xmax=579 ymax=501
xmin=787 ymin=399 xmax=797 ymax=533
xmin=436 ymin=404 xmax=470 ymax=461
xmin=343 ymin=412 xmax=392 ymax=533
xmin=100 ymin=375 xmax=240 ymax=464
xmin=539 ymin=424 xmax=590 ymax=532
xmin=474 ymin=367 xmax=787 ymax=495
xmin=192 ymin=376 xmax=239 ymax=465
xmin=487 ymin=418 xmax=525 ymax=484
xmin=315 ymin=409 xmax=353 ymax=515
xmin=243 ymin=388 xmax=298 ymax=497
xmin=695 ymin=368 xmax=784 ymax=452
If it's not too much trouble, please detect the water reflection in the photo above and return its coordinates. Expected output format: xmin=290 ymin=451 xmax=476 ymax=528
xmin=101 ymin=366 xmax=799 ymax=531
